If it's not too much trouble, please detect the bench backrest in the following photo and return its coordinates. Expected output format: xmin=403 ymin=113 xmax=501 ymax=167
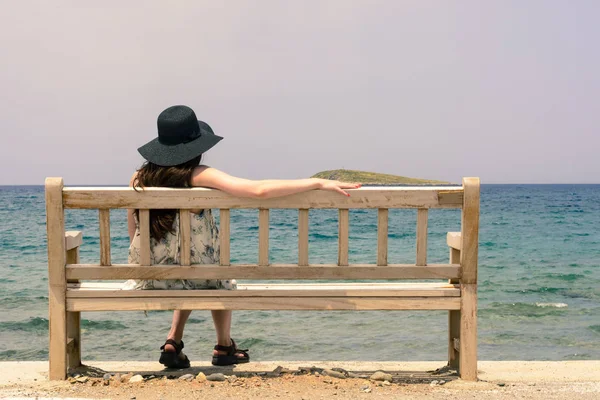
xmin=45 ymin=177 xmax=479 ymax=283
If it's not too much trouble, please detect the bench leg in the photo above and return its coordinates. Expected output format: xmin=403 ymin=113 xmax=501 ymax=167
xmin=448 ymin=310 xmax=460 ymax=369
xmin=459 ymin=283 xmax=478 ymax=381
xmin=67 ymin=311 xmax=81 ymax=369
xmin=48 ymin=299 xmax=67 ymax=380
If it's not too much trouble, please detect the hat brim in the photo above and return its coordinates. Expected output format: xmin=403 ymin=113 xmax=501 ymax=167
xmin=137 ymin=122 xmax=223 ymax=167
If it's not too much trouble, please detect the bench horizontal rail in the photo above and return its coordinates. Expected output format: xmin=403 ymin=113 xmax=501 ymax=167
xmin=67 ymin=296 xmax=461 ymax=311
xmin=65 ymin=264 xmax=461 ymax=280
xmin=62 ymin=186 xmax=464 ymax=209
xmin=66 ymin=282 xmax=461 ymax=298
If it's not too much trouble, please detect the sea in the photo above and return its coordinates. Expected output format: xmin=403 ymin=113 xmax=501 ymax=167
xmin=1 ymin=184 xmax=599 ymax=363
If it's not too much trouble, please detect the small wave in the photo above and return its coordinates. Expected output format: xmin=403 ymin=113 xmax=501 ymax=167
xmin=81 ymin=319 xmax=127 ymax=330
xmin=535 ymin=302 xmax=568 ymax=308
xmin=589 ymin=325 xmax=600 ymax=334
xmin=309 ymin=233 xmax=336 ymax=240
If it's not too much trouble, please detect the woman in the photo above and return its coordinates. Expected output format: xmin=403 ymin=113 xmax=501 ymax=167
xmin=127 ymin=105 xmax=359 ymax=369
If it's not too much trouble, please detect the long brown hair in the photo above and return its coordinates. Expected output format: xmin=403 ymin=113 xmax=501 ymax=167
xmin=133 ymin=155 xmax=202 ymax=241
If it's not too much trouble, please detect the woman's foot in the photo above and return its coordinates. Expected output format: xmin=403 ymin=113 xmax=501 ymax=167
xmin=211 ymin=338 xmax=249 ymax=366
xmin=159 ymin=339 xmax=191 ymax=369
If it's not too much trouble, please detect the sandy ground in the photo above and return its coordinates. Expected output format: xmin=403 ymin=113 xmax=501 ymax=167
xmin=1 ymin=361 xmax=599 ymax=399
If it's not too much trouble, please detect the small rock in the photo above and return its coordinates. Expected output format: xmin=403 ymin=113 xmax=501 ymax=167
xmin=323 ymin=369 xmax=346 ymax=379
xmin=347 ymin=372 xmax=360 ymax=379
xmin=498 ymin=382 xmax=506 ymax=387
xmin=227 ymin=375 xmax=237 ymax=383
xmin=206 ymin=373 xmax=226 ymax=382
xmin=361 ymin=385 xmax=372 ymax=393
xmin=121 ymin=373 xmax=133 ymax=383
xmin=130 ymin=397 xmax=136 ymax=400
xmin=178 ymin=374 xmax=194 ymax=381
xmin=438 ymin=380 xmax=446 ymax=385
xmin=196 ymin=372 xmax=207 ymax=382
xmin=129 ymin=375 xmax=144 ymax=383
xmin=67 ymin=377 xmax=77 ymax=384
xmin=102 ymin=373 xmax=111 ymax=381
xmin=370 ymin=371 xmax=393 ymax=382
xmin=75 ymin=376 xmax=88 ymax=383
xmin=382 ymin=380 xmax=391 ymax=386
xmin=314 ymin=371 xmax=320 ymax=377
xmin=430 ymin=380 xmax=439 ymax=387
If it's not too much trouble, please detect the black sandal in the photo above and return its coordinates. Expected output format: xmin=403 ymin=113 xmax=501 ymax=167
xmin=211 ymin=338 xmax=250 ymax=366
xmin=159 ymin=339 xmax=191 ymax=369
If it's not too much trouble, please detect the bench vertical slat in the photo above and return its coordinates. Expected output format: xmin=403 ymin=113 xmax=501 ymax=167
xmin=139 ymin=209 xmax=151 ymax=266
xmin=179 ymin=210 xmax=191 ymax=266
xmin=298 ymin=209 xmax=309 ymax=266
xmin=416 ymin=208 xmax=428 ymax=266
xmin=259 ymin=209 xmax=269 ymax=266
xmin=219 ymin=209 xmax=230 ymax=266
xmin=65 ymin=243 xmax=81 ymax=369
xmin=338 ymin=209 xmax=349 ymax=266
xmin=99 ymin=209 xmax=111 ymax=266
xmin=45 ymin=177 xmax=67 ymax=380
xmin=377 ymin=208 xmax=388 ymax=266
xmin=448 ymin=246 xmax=461 ymax=369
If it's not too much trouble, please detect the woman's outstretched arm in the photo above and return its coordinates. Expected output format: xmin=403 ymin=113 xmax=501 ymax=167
xmin=191 ymin=166 xmax=360 ymax=198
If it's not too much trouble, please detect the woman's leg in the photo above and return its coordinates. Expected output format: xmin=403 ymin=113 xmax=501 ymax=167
xmin=164 ymin=310 xmax=192 ymax=360
xmin=211 ymin=310 xmax=246 ymax=359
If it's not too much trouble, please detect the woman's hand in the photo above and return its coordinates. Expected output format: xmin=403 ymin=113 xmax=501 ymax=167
xmin=315 ymin=179 xmax=361 ymax=197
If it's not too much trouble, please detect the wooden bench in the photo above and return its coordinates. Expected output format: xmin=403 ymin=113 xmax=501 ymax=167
xmin=45 ymin=177 xmax=480 ymax=381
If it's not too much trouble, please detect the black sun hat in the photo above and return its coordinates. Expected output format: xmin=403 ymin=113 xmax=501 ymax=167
xmin=137 ymin=105 xmax=223 ymax=167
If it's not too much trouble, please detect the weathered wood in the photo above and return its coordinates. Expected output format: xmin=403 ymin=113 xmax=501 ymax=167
xmin=64 ymin=231 xmax=82 ymax=251
xmin=447 ymin=232 xmax=461 ymax=251
xmin=448 ymin=241 xmax=461 ymax=369
xmin=416 ymin=208 xmax=428 ymax=266
xmin=65 ymin=243 xmax=81 ymax=369
xmin=460 ymin=283 xmax=478 ymax=380
xmin=259 ymin=209 xmax=269 ymax=266
xmin=67 ymin=282 xmax=461 ymax=298
xmin=377 ymin=209 xmax=388 ymax=266
xmin=65 ymin=264 xmax=461 ymax=280
xmin=63 ymin=186 xmax=464 ymax=209
xmin=438 ymin=191 xmax=464 ymax=205
xmin=67 ymin=296 xmax=461 ymax=312
xmin=219 ymin=209 xmax=230 ymax=266
xmin=179 ymin=210 xmax=191 ymax=266
xmin=45 ymin=177 xmax=67 ymax=380
xmin=298 ymin=209 xmax=309 ymax=266
xmin=460 ymin=178 xmax=480 ymax=284
xmin=338 ymin=209 xmax=349 ymax=266
xmin=99 ymin=209 xmax=111 ymax=266
xmin=448 ymin=310 xmax=461 ymax=369
xmin=138 ymin=209 xmax=151 ymax=266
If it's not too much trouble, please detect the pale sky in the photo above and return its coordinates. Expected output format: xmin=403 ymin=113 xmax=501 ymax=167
xmin=0 ymin=0 xmax=598 ymax=185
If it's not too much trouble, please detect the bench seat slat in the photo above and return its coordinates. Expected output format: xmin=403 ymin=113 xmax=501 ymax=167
xmin=66 ymin=282 xmax=460 ymax=298
xmin=65 ymin=264 xmax=461 ymax=280
xmin=67 ymin=296 xmax=461 ymax=311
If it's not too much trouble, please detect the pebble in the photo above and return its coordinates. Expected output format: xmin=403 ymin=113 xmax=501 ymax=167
xmin=227 ymin=375 xmax=238 ymax=383
xmin=361 ymin=385 xmax=372 ymax=393
xmin=75 ymin=376 xmax=88 ymax=383
xmin=370 ymin=371 xmax=393 ymax=382
xmin=430 ymin=380 xmax=439 ymax=387
xmin=178 ymin=374 xmax=194 ymax=381
xmin=102 ymin=373 xmax=111 ymax=381
xmin=129 ymin=375 xmax=144 ymax=383
xmin=206 ymin=373 xmax=226 ymax=382
xmin=498 ymin=382 xmax=506 ymax=387
xmin=347 ymin=372 xmax=360 ymax=379
xmin=323 ymin=369 xmax=346 ymax=379
xmin=382 ymin=380 xmax=391 ymax=386
xmin=196 ymin=372 xmax=207 ymax=382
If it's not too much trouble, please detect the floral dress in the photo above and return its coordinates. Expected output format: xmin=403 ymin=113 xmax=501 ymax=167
xmin=123 ymin=209 xmax=237 ymax=290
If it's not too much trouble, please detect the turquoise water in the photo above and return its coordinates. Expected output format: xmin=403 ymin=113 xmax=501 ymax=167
xmin=1 ymin=185 xmax=599 ymax=363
